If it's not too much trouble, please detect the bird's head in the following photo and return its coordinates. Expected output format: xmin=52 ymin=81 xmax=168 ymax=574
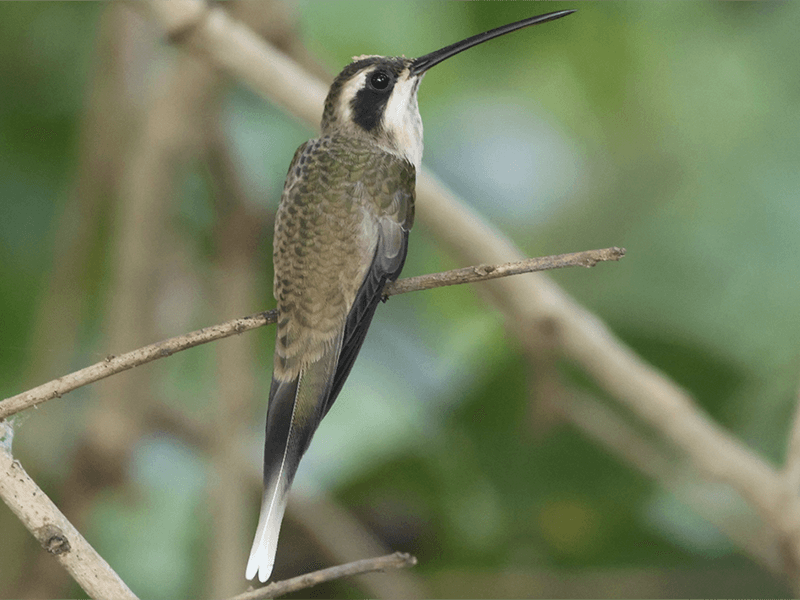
xmin=319 ymin=9 xmax=575 ymax=171
xmin=321 ymin=55 xmax=422 ymax=168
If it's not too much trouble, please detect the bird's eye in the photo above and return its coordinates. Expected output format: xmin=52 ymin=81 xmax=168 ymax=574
xmin=370 ymin=71 xmax=391 ymax=90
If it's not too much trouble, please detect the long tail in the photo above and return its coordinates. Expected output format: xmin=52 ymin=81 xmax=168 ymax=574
xmin=245 ymin=346 xmax=340 ymax=583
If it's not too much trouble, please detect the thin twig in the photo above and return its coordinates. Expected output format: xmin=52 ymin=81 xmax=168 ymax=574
xmin=0 ymin=423 xmax=138 ymax=600
xmin=387 ymin=247 xmax=625 ymax=296
xmin=290 ymin=496 xmax=428 ymax=599
xmin=0 ymin=248 xmax=621 ymax=420
xmin=0 ymin=312 xmax=274 ymax=421
xmin=228 ymin=552 xmax=417 ymax=600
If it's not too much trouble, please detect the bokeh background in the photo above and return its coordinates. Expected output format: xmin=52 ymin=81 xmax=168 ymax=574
xmin=1 ymin=1 xmax=799 ymax=597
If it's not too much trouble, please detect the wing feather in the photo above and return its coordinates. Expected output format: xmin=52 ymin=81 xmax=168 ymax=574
xmin=324 ymin=224 xmax=409 ymax=417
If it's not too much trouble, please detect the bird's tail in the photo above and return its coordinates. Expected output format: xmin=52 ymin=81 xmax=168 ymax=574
xmin=245 ymin=346 xmax=340 ymax=583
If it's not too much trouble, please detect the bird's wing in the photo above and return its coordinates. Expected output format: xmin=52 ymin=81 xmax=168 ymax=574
xmin=324 ymin=206 xmax=411 ymax=417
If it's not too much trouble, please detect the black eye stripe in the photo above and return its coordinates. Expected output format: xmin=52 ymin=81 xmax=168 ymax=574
xmin=351 ymin=68 xmax=398 ymax=132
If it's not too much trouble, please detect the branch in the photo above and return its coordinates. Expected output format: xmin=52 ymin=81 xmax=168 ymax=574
xmin=133 ymin=0 xmax=328 ymax=126
xmin=387 ymin=247 xmax=625 ymax=295
xmin=0 ymin=312 xmax=273 ymax=421
xmin=0 ymin=423 xmax=137 ymax=600
xmin=206 ymin=94 xmax=266 ymax=596
xmin=0 ymin=248 xmax=621 ymax=420
xmin=228 ymin=552 xmax=417 ymax=600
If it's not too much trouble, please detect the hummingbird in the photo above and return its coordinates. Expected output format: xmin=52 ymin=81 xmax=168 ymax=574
xmin=246 ymin=9 xmax=575 ymax=583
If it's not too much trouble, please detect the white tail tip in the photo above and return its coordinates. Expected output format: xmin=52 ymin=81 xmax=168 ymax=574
xmin=245 ymin=543 xmax=274 ymax=583
xmin=245 ymin=488 xmax=289 ymax=582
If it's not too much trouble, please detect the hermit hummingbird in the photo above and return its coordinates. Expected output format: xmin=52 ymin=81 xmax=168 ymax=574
xmin=246 ymin=9 xmax=575 ymax=582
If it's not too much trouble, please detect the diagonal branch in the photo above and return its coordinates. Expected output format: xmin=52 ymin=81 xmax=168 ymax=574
xmin=0 ymin=248 xmax=622 ymax=421
xmin=228 ymin=552 xmax=417 ymax=600
xmin=0 ymin=423 xmax=138 ymax=600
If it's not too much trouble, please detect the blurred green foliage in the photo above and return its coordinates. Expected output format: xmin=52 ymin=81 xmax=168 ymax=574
xmin=1 ymin=1 xmax=799 ymax=597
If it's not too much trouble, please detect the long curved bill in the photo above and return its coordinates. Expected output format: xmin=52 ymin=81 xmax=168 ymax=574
xmin=409 ymin=9 xmax=575 ymax=76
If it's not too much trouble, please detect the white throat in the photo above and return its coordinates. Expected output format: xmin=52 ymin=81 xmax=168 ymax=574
xmin=382 ymin=73 xmax=424 ymax=170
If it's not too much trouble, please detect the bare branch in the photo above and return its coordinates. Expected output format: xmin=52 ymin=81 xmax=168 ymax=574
xmin=0 ymin=423 xmax=138 ymax=600
xmin=290 ymin=496 xmax=429 ymax=599
xmin=206 ymin=113 xmax=265 ymax=598
xmin=228 ymin=552 xmax=417 ymax=600
xmin=0 ymin=248 xmax=620 ymax=421
xmin=386 ymin=247 xmax=625 ymax=296
xmin=0 ymin=312 xmax=274 ymax=420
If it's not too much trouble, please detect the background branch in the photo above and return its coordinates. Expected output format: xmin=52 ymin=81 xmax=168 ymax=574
xmin=558 ymin=391 xmax=784 ymax=574
xmin=784 ymin=383 xmax=800 ymax=493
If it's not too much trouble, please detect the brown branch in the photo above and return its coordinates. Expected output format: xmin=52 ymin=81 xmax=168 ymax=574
xmin=228 ymin=552 xmax=417 ymax=600
xmin=0 ymin=311 xmax=274 ymax=421
xmin=23 ymin=3 xmax=137 ymax=388
xmin=206 ymin=107 xmax=265 ymax=598
xmin=133 ymin=0 xmax=328 ymax=127
xmin=0 ymin=248 xmax=622 ymax=420
xmin=289 ymin=495 xmax=428 ymax=599
xmin=0 ymin=424 xmax=137 ymax=600
xmin=387 ymin=247 xmax=625 ymax=296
